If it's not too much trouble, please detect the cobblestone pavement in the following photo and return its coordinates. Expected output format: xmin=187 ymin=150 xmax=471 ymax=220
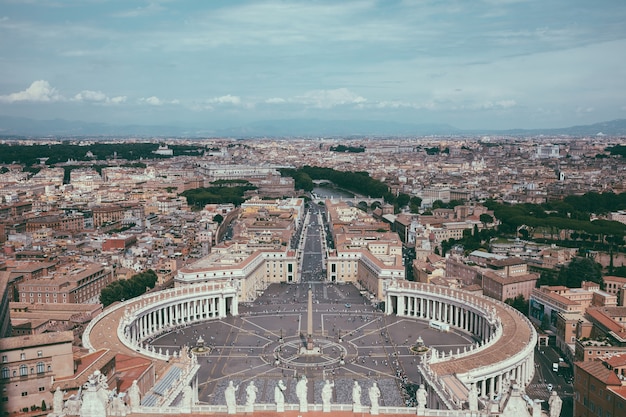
xmin=150 ymin=282 xmax=477 ymax=407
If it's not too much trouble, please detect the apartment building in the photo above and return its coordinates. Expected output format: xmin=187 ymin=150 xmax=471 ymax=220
xmin=604 ymin=276 xmax=626 ymax=306
xmin=530 ymin=283 xmax=617 ymax=332
xmin=0 ymin=331 xmax=74 ymax=414
xmin=91 ymin=204 xmax=125 ymax=228
xmin=574 ymin=356 xmax=626 ymax=417
xmin=25 ymin=212 xmax=84 ymax=233
xmin=175 ymin=243 xmax=297 ymax=302
xmin=17 ymin=263 xmax=113 ymax=304
xmin=0 ymin=272 xmax=11 ymax=338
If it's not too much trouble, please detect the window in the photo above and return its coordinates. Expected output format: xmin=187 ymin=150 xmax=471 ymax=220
xmin=20 ymin=353 xmax=25 ymax=360
xmin=19 ymin=365 xmax=27 ymax=376
xmin=21 ymin=392 xmax=27 ymax=397
xmin=1 ymin=356 xmax=6 ymax=363
xmin=38 ymin=387 xmax=45 ymax=392
xmin=37 ymin=351 xmax=43 ymax=358
xmin=36 ymin=362 xmax=44 ymax=374
xmin=1 ymin=367 xmax=8 ymax=379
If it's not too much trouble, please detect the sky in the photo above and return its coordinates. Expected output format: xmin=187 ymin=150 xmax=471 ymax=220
xmin=0 ymin=0 xmax=625 ymax=132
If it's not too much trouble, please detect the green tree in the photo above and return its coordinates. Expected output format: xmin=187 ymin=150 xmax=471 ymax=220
xmin=213 ymin=214 xmax=224 ymax=224
xmin=409 ymin=196 xmax=422 ymax=213
xmin=479 ymin=213 xmax=494 ymax=226
xmin=558 ymin=257 xmax=602 ymax=288
xmin=395 ymin=193 xmax=410 ymax=210
xmin=432 ymin=200 xmax=446 ymax=209
xmin=100 ymin=270 xmax=158 ymax=307
xmin=505 ymin=295 xmax=529 ymax=315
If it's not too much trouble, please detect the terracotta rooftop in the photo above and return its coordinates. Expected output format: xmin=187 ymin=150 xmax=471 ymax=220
xmin=604 ymin=354 xmax=626 ymax=368
xmin=586 ymin=308 xmax=626 ymax=336
xmin=0 ymin=329 xmax=73 ymax=350
xmin=430 ymin=301 xmax=532 ymax=376
xmin=576 ymin=360 xmax=623 ymax=385
xmin=608 ymin=385 xmax=626 ymax=400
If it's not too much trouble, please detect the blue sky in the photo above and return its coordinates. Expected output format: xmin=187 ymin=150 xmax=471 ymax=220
xmin=0 ymin=0 xmax=625 ymax=131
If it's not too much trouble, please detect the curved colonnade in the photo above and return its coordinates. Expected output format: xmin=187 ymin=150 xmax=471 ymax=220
xmin=84 ymin=282 xmax=238 ymax=361
xmin=83 ymin=280 xmax=536 ymax=413
xmin=386 ymin=281 xmax=537 ymax=409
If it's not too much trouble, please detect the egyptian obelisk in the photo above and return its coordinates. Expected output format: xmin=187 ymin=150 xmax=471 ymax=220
xmin=307 ymin=284 xmax=314 ymax=350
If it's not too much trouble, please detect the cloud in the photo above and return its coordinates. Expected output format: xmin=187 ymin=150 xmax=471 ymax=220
xmin=189 ymin=94 xmax=246 ymax=111
xmin=73 ymin=90 xmax=127 ymax=105
xmin=112 ymin=2 xmax=166 ymax=18
xmin=470 ymin=100 xmax=517 ymax=110
xmin=140 ymin=96 xmax=163 ymax=106
xmin=375 ymin=100 xmax=435 ymax=110
xmin=209 ymin=95 xmax=241 ymax=105
xmin=576 ymin=106 xmax=594 ymax=114
xmin=0 ymin=80 xmax=63 ymax=103
xmin=295 ymin=88 xmax=366 ymax=108
xmin=0 ymin=82 xmax=128 ymax=106
xmin=265 ymin=97 xmax=286 ymax=104
xmin=138 ymin=96 xmax=179 ymax=106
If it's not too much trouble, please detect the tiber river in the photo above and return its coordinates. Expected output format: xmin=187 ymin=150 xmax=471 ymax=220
xmin=312 ymin=184 xmax=355 ymax=199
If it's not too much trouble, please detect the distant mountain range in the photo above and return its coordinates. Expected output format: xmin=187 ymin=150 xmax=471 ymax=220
xmin=0 ymin=114 xmax=625 ymax=138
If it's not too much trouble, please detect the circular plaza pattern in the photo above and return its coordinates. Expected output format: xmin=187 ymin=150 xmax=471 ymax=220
xmin=145 ymin=282 xmax=476 ymax=409
xmin=83 ymin=280 xmax=536 ymax=414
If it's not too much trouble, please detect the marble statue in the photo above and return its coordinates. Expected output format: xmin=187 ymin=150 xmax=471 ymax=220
xmin=64 ymin=392 xmax=81 ymax=416
xmin=548 ymin=391 xmax=562 ymax=417
xmin=468 ymin=383 xmax=478 ymax=412
xmin=127 ymin=380 xmax=141 ymax=411
xmin=369 ymin=382 xmax=381 ymax=415
xmin=79 ymin=374 xmax=106 ymax=417
xmin=109 ymin=394 xmax=127 ymax=417
xmin=245 ymin=381 xmax=258 ymax=412
xmin=96 ymin=375 xmax=110 ymax=407
xmin=275 ymin=380 xmax=287 ymax=412
xmin=53 ymin=386 xmax=64 ymax=413
xmin=352 ymin=381 xmax=362 ymax=411
xmin=296 ymin=375 xmax=308 ymax=412
xmin=416 ymin=384 xmax=427 ymax=409
xmin=182 ymin=385 xmax=193 ymax=410
xmin=322 ymin=379 xmax=334 ymax=412
xmin=225 ymin=380 xmax=239 ymax=414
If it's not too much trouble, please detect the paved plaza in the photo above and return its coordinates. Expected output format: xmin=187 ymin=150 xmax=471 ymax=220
xmin=150 ymin=282 xmax=477 ymax=408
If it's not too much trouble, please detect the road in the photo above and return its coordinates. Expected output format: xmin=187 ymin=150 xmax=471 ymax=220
xmin=299 ymin=204 xmax=327 ymax=283
xmin=526 ymin=345 xmax=573 ymax=417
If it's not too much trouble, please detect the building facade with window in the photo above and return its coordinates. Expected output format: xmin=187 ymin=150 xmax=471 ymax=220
xmin=17 ymin=263 xmax=113 ymax=304
xmin=0 ymin=331 xmax=74 ymax=414
xmin=574 ymin=355 xmax=626 ymax=417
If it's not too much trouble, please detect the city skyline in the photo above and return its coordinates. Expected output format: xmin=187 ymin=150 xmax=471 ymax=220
xmin=1 ymin=0 xmax=625 ymax=132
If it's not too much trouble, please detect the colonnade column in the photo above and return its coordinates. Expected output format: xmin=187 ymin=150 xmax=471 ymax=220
xmin=231 ymin=296 xmax=238 ymax=316
xmin=218 ymin=295 xmax=226 ymax=317
xmin=397 ymin=295 xmax=405 ymax=316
